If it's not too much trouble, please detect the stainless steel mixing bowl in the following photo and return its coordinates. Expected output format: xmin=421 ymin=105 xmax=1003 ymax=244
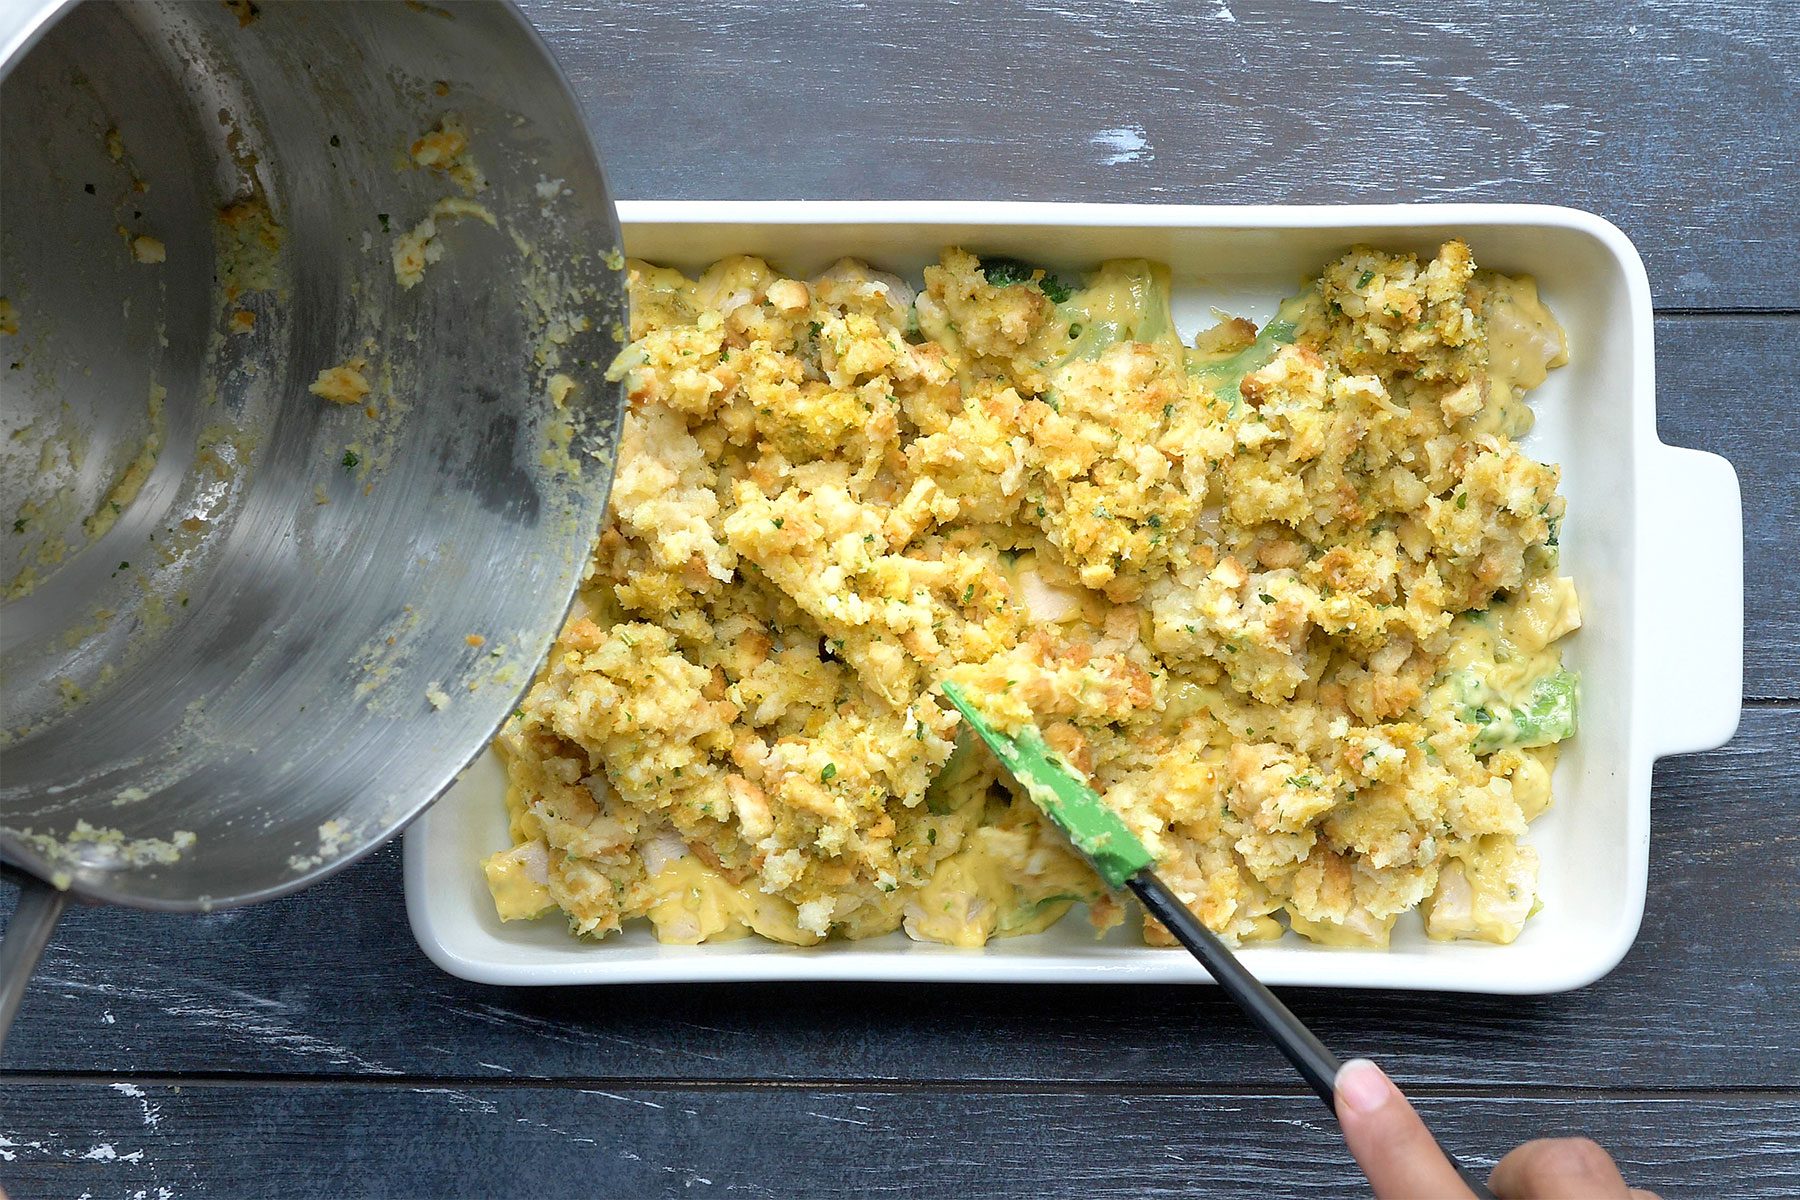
xmin=0 ymin=0 xmax=625 ymax=1049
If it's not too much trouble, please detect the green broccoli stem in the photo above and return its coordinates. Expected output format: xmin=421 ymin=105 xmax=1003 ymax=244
xmin=1471 ymin=669 xmax=1579 ymax=753
xmin=1186 ymin=291 xmax=1312 ymax=413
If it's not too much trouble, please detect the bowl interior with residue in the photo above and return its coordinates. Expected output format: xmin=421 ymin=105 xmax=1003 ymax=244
xmin=0 ymin=0 xmax=624 ymax=909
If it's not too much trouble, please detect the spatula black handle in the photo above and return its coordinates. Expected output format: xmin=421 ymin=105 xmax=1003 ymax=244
xmin=1127 ymin=870 xmax=1496 ymax=1200
xmin=1128 ymin=870 xmax=1341 ymax=1099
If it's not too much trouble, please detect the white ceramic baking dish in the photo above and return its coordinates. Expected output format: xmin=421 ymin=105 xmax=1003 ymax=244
xmin=405 ymin=202 xmax=1742 ymax=994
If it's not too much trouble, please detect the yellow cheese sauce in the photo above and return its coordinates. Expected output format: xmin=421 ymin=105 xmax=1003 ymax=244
xmin=904 ymin=844 xmax=1077 ymax=947
xmin=485 ymin=240 xmax=1578 ymax=951
xmin=1474 ymin=272 xmax=1568 ymax=439
xmin=643 ymin=858 xmax=802 ymax=946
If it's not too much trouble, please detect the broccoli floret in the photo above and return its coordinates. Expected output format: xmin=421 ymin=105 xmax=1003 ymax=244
xmin=979 ymin=256 xmax=1034 ymax=288
xmin=978 ymin=255 xmax=1075 ymax=305
xmin=1038 ymin=275 xmax=1073 ymax=304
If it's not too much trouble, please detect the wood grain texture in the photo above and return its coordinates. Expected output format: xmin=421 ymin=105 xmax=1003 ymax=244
xmin=2 ymin=1082 xmax=1797 ymax=1200
xmin=5 ymin=708 xmax=1794 ymax=1090
xmin=1655 ymin=317 xmax=1798 ymax=698
xmin=519 ymin=0 xmax=1800 ymax=310
xmin=4 ymin=6 xmax=1797 ymax=1196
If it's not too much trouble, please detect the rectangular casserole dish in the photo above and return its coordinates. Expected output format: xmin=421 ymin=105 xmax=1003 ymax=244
xmin=405 ymin=202 xmax=1742 ymax=993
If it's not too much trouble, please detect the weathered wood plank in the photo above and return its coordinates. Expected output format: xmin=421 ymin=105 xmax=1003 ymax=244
xmin=1656 ymin=316 xmax=1798 ymax=699
xmin=1 ymin=1082 xmax=1795 ymax=1200
xmin=2 ymin=10 xmax=1790 ymax=1200
xmin=519 ymin=0 xmax=1800 ymax=310
xmin=5 ymin=708 xmax=1794 ymax=1088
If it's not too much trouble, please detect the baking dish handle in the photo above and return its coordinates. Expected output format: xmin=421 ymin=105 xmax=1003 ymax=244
xmin=1639 ymin=443 xmax=1744 ymax=759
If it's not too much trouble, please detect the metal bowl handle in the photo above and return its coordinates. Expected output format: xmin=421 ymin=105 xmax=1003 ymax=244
xmin=0 ymin=870 xmax=68 ymax=1061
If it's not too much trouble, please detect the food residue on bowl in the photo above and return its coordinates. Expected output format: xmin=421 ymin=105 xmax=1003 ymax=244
xmin=408 ymin=113 xmax=486 ymax=196
xmin=5 ymin=377 xmax=167 ymax=600
xmin=8 ymin=820 xmax=198 ymax=890
xmin=546 ymin=373 xmax=577 ymax=408
xmin=286 ymin=819 xmax=353 ymax=873
xmin=308 ymin=357 xmax=372 ymax=406
xmin=390 ymin=197 xmax=496 ymax=290
xmin=82 ymin=382 xmax=166 ymax=542
xmin=389 ymin=114 xmax=498 ymax=290
xmin=217 ymin=196 xmax=285 ymax=300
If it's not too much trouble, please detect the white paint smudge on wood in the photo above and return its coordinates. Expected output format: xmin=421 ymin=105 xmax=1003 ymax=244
xmin=1091 ymin=126 xmax=1150 ymax=165
xmin=111 ymin=1082 xmax=161 ymax=1128
xmin=35 ymin=970 xmax=402 ymax=1076
xmin=0 ymin=1133 xmax=48 ymax=1161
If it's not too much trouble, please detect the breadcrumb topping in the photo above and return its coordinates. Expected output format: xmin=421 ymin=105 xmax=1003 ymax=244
xmin=488 ymin=242 xmax=1577 ymax=951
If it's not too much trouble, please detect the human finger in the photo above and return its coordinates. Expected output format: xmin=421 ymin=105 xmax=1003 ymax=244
xmin=1335 ymin=1058 xmax=1477 ymax=1200
xmin=1489 ymin=1137 xmax=1634 ymax=1199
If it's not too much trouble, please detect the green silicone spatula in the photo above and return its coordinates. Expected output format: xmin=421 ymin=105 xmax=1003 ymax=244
xmin=939 ymin=681 xmax=1496 ymax=1199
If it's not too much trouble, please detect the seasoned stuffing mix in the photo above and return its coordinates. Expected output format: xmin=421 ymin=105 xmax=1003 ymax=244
xmin=483 ymin=240 xmax=1579 ymax=950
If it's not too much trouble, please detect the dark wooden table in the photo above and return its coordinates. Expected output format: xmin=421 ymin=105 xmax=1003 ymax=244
xmin=4 ymin=2 xmax=1796 ymax=1196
